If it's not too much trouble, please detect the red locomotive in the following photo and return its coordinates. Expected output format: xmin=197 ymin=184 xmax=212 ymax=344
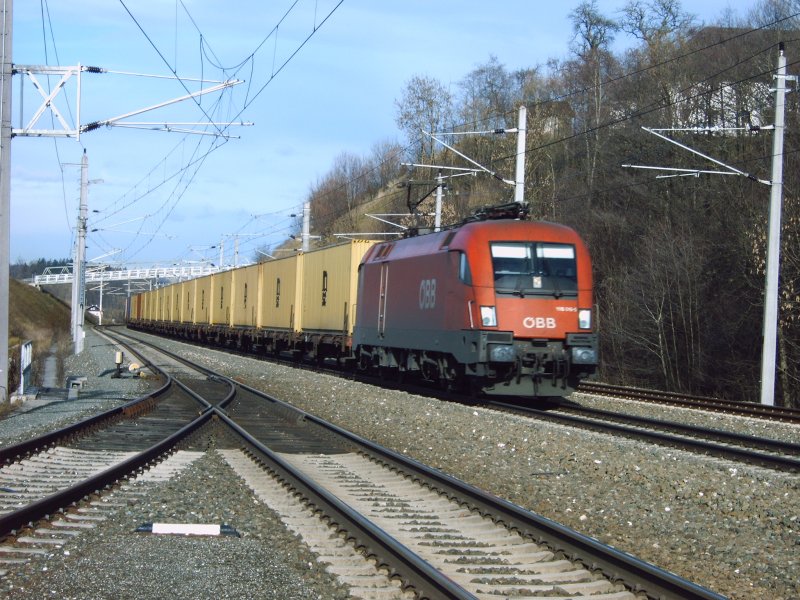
xmin=354 ymin=204 xmax=598 ymax=397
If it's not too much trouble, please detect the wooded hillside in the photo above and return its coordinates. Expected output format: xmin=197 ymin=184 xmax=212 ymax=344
xmin=291 ymin=1 xmax=800 ymax=407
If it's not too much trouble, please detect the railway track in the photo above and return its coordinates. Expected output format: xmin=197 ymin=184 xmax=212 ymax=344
xmin=487 ymin=400 xmax=800 ymax=472
xmin=578 ymin=381 xmax=800 ymax=424
xmin=101 ymin=328 xmax=726 ymax=600
xmin=0 ymin=349 xmax=213 ymax=512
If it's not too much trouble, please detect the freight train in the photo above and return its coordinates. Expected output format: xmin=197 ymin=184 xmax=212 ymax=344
xmin=128 ymin=203 xmax=598 ymax=399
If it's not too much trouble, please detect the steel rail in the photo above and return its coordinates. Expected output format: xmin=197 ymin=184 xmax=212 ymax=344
xmin=113 ymin=329 xmax=727 ymax=599
xmin=0 ymin=409 xmax=214 ymax=538
xmin=490 ymin=401 xmax=800 ymax=472
xmin=0 ymin=334 xmax=172 ymax=464
xmin=559 ymin=404 xmax=800 ymax=456
xmin=0 ymin=329 xmax=222 ymax=537
xmin=229 ymin=377 xmax=725 ymax=600
xmin=106 ymin=328 xmax=237 ymax=410
xmin=217 ymin=411 xmax=475 ymax=600
xmin=0 ymin=378 xmax=172 ymax=464
xmin=110 ymin=330 xmax=475 ymax=597
xmin=579 ymin=381 xmax=800 ymax=424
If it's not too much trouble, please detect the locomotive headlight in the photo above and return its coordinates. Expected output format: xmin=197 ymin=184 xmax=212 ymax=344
xmin=480 ymin=306 xmax=497 ymax=327
xmin=578 ymin=309 xmax=592 ymax=329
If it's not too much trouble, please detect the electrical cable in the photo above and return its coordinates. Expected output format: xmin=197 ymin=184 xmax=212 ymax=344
xmin=295 ymin=14 xmax=800 ymax=225
xmin=99 ymin=7 xmax=797 ymax=263
xmin=96 ymin=0 xmax=343 ymax=262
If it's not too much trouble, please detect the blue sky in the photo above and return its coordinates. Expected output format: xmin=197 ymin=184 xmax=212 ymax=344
xmin=11 ymin=0 xmax=745 ymax=267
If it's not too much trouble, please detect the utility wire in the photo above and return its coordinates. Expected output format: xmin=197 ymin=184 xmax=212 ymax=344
xmin=118 ymin=0 xmax=226 ymax=137
xmin=103 ymin=7 xmax=795 ymax=260
xmin=294 ymin=14 xmax=800 ymax=226
xmin=98 ymin=1 xmax=343 ymax=261
xmin=39 ymin=0 xmax=81 ymax=241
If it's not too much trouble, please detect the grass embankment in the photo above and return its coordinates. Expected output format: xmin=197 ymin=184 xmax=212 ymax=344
xmin=5 ymin=279 xmax=71 ymax=415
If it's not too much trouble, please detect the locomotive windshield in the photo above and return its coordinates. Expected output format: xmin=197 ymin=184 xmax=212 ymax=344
xmin=491 ymin=242 xmax=577 ymax=297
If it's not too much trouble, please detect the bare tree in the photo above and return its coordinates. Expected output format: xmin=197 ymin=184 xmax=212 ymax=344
xmin=620 ymin=0 xmax=696 ymax=126
xmin=395 ymin=75 xmax=454 ymax=161
xmin=566 ymin=0 xmax=620 ymax=200
xmin=457 ymin=55 xmax=514 ymax=129
xmin=369 ymin=139 xmax=404 ymax=191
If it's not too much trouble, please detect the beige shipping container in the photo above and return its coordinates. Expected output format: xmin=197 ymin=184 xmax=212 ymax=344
xmin=301 ymin=240 xmax=375 ymax=334
xmin=260 ymin=253 xmax=304 ymax=331
xmin=194 ymin=274 xmax=213 ymax=324
xmin=148 ymin=288 xmax=160 ymax=321
xmin=210 ymin=269 xmax=233 ymax=326
xmin=181 ymin=279 xmax=197 ymax=324
xmin=168 ymin=283 xmax=181 ymax=323
xmin=142 ymin=289 xmax=154 ymax=321
xmin=159 ymin=286 xmax=169 ymax=322
xmin=130 ymin=292 xmax=144 ymax=321
xmin=231 ymin=263 xmax=261 ymax=327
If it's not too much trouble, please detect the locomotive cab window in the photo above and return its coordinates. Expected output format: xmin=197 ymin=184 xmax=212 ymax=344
xmin=491 ymin=242 xmax=577 ymax=297
xmin=455 ymin=251 xmax=472 ymax=284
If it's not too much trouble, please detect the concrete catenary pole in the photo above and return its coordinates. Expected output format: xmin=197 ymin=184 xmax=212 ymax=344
xmin=514 ymin=105 xmax=526 ymax=204
xmin=434 ymin=170 xmax=442 ymax=232
xmin=301 ymin=201 xmax=310 ymax=252
xmin=0 ymin=0 xmax=12 ymax=404
xmin=760 ymin=45 xmax=788 ymax=406
xmin=71 ymin=150 xmax=88 ymax=354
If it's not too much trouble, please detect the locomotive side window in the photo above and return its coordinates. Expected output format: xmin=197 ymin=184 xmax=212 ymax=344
xmin=322 ymin=271 xmax=328 ymax=306
xmin=243 ymin=283 xmax=248 ymax=308
xmin=491 ymin=242 xmax=577 ymax=297
xmin=276 ymin=278 xmax=281 ymax=308
xmin=456 ymin=251 xmax=472 ymax=284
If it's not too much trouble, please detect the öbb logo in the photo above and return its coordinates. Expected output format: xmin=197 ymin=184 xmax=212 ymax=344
xmin=523 ymin=317 xmax=556 ymax=329
xmin=419 ymin=279 xmax=437 ymax=309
